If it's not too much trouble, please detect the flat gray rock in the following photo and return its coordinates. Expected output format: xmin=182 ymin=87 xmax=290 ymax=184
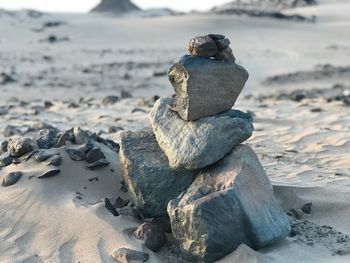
xmin=168 ymin=145 xmax=290 ymax=263
xmin=168 ymin=55 xmax=248 ymax=121
xmin=2 ymin=171 xmax=23 ymax=187
xmin=149 ymin=98 xmax=253 ymax=170
xmin=119 ymin=130 xmax=197 ymax=217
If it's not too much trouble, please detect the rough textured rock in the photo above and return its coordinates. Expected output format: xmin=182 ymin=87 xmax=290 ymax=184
xmin=34 ymin=129 xmax=58 ymax=149
xmin=34 ymin=150 xmax=54 ymax=162
xmin=86 ymin=147 xmax=105 ymax=163
xmin=168 ymin=145 xmax=290 ymax=262
xmin=119 ymin=130 xmax=197 ymax=217
xmin=149 ymin=98 xmax=253 ymax=170
xmin=188 ymin=35 xmax=218 ymax=57
xmin=2 ymin=171 xmax=23 ymax=187
xmin=73 ymin=127 xmax=90 ymax=145
xmin=56 ymin=129 xmax=75 ymax=147
xmin=214 ymin=46 xmax=236 ymax=62
xmin=134 ymin=222 xmax=166 ymax=252
xmin=65 ymin=141 xmax=93 ymax=161
xmin=110 ymin=248 xmax=149 ymax=263
xmin=7 ymin=137 xmax=34 ymax=157
xmin=168 ymin=55 xmax=248 ymax=120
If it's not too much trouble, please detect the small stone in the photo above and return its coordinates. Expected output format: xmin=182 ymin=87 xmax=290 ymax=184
xmin=34 ymin=129 xmax=58 ymax=149
xmin=87 ymin=159 xmax=109 ymax=170
xmin=38 ymin=169 xmax=60 ymax=179
xmin=134 ymin=222 xmax=166 ymax=252
xmin=3 ymin=125 xmax=22 ymax=137
xmin=214 ymin=46 xmax=236 ymax=62
xmin=0 ymin=152 xmax=13 ymax=167
xmin=168 ymin=55 xmax=247 ymax=120
xmin=149 ymin=98 xmax=253 ymax=170
xmin=301 ymin=202 xmax=313 ymax=214
xmin=215 ymin=37 xmax=231 ymax=49
xmin=102 ymin=95 xmax=119 ymax=105
xmin=188 ymin=35 xmax=219 ymax=57
xmin=111 ymin=248 xmax=149 ymax=263
xmin=0 ymin=108 xmax=8 ymax=116
xmin=65 ymin=141 xmax=93 ymax=161
xmin=107 ymin=126 xmax=124 ymax=134
xmin=47 ymin=155 xmax=62 ymax=166
xmin=44 ymin=101 xmax=54 ymax=108
xmin=73 ymin=127 xmax=90 ymax=144
xmin=56 ymin=129 xmax=75 ymax=147
xmin=34 ymin=150 xmax=54 ymax=162
xmin=104 ymin=198 xmax=119 ymax=216
xmin=2 ymin=171 xmax=23 ymax=187
xmin=7 ymin=137 xmax=34 ymax=157
xmin=86 ymin=147 xmax=105 ymax=163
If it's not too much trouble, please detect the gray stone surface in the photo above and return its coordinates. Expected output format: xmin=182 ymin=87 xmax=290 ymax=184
xmin=119 ymin=130 xmax=197 ymax=217
xmin=2 ymin=171 xmax=23 ymax=187
xmin=47 ymin=155 xmax=62 ymax=166
xmin=188 ymin=35 xmax=218 ymax=57
xmin=34 ymin=129 xmax=58 ymax=149
xmin=38 ymin=169 xmax=60 ymax=179
xmin=110 ymin=248 xmax=149 ymax=263
xmin=34 ymin=150 xmax=54 ymax=162
xmin=168 ymin=55 xmax=248 ymax=120
xmin=214 ymin=46 xmax=236 ymax=62
xmin=149 ymin=98 xmax=253 ymax=170
xmin=65 ymin=141 xmax=93 ymax=161
xmin=87 ymin=159 xmax=109 ymax=170
xmin=0 ymin=152 xmax=13 ymax=167
xmin=7 ymin=137 xmax=34 ymax=157
xmin=168 ymin=145 xmax=290 ymax=263
xmin=86 ymin=147 xmax=105 ymax=163
xmin=73 ymin=127 xmax=90 ymax=145
xmin=134 ymin=222 xmax=166 ymax=252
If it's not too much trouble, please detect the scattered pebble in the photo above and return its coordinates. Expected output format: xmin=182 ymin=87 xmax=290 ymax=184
xmin=38 ymin=169 xmax=60 ymax=179
xmin=2 ymin=171 xmax=23 ymax=187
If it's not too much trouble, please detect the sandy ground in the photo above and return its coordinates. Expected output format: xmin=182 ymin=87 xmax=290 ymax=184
xmin=1 ymin=0 xmax=350 ymax=262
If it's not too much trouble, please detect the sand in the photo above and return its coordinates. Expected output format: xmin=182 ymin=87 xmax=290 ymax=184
xmin=1 ymin=0 xmax=350 ymax=262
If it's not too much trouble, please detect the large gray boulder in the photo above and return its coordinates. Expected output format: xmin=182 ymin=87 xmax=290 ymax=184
xmin=149 ymin=98 xmax=253 ymax=170
xmin=168 ymin=55 xmax=248 ymax=121
xmin=119 ymin=130 xmax=197 ymax=217
xmin=168 ymin=145 xmax=290 ymax=263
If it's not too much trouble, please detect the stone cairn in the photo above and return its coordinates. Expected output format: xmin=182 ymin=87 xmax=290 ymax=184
xmin=119 ymin=34 xmax=290 ymax=262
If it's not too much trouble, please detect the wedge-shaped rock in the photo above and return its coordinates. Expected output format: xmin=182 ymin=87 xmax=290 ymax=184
xmin=149 ymin=98 xmax=253 ymax=170
xmin=168 ymin=55 xmax=248 ymax=121
xmin=119 ymin=130 xmax=196 ymax=217
xmin=168 ymin=145 xmax=290 ymax=263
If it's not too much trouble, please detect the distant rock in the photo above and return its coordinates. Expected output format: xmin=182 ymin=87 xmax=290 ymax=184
xmin=119 ymin=130 xmax=196 ymax=217
xmin=111 ymin=247 xmax=149 ymax=263
xmin=0 ymin=72 xmax=16 ymax=85
xmin=102 ymin=95 xmax=119 ymax=105
xmin=7 ymin=137 xmax=34 ymax=157
xmin=168 ymin=145 xmax=290 ymax=262
xmin=2 ymin=171 xmax=23 ymax=187
xmin=168 ymin=55 xmax=248 ymax=120
xmin=90 ymin=0 xmax=140 ymax=14
xmin=149 ymin=98 xmax=253 ymax=170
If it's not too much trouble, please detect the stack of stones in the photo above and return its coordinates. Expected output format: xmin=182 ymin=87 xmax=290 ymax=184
xmin=119 ymin=34 xmax=290 ymax=263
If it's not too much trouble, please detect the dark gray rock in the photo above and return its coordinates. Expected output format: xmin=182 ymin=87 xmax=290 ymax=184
xmin=90 ymin=0 xmax=141 ymax=14
xmin=188 ymin=35 xmax=218 ymax=57
xmin=65 ymin=141 xmax=93 ymax=161
xmin=73 ymin=127 xmax=90 ymax=145
xmin=134 ymin=222 xmax=166 ymax=252
xmin=168 ymin=55 xmax=248 ymax=120
xmin=47 ymin=155 xmax=62 ymax=166
xmin=149 ymin=98 xmax=253 ymax=170
xmin=7 ymin=137 xmax=34 ymax=157
xmin=0 ymin=152 xmax=13 ymax=167
xmin=2 ymin=171 xmax=23 ymax=187
xmin=0 ymin=140 xmax=8 ymax=154
xmin=214 ymin=46 xmax=236 ymax=62
xmin=38 ymin=169 xmax=60 ymax=179
xmin=0 ymin=108 xmax=8 ymax=116
xmin=34 ymin=129 xmax=58 ymax=149
xmin=121 ymin=90 xmax=132 ymax=98
xmin=119 ymin=130 xmax=197 ymax=217
xmin=215 ymin=37 xmax=231 ymax=49
xmin=110 ymin=248 xmax=149 ymax=263
xmin=168 ymin=145 xmax=290 ymax=263
xmin=86 ymin=147 xmax=105 ymax=163
xmin=107 ymin=126 xmax=124 ymax=134
xmin=102 ymin=95 xmax=119 ymax=105
xmin=34 ymin=150 xmax=54 ymax=162
xmin=56 ymin=129 xmax=75 ymax=147
xmin=302 ymin=202 xmax=313 ymax=214
xmin=87 ymin=159 xmax=109 ymax=170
